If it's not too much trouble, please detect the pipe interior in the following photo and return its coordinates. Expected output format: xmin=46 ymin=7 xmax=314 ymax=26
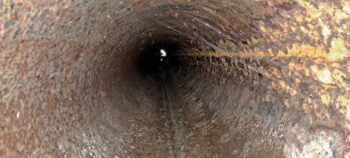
xmin=0 ymin=0 xmax=349 ymax=157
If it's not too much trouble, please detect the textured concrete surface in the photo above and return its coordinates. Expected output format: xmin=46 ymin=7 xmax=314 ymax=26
xmin=0 ymin=0 xmax=349 ymax=157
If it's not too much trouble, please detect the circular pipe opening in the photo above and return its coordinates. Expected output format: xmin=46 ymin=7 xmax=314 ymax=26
xmin=137 ymin=39 xmax=182 ymax=76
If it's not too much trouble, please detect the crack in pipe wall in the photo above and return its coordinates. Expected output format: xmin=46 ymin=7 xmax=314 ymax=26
xmin=0 ymin=0 xmax=349 ymax=157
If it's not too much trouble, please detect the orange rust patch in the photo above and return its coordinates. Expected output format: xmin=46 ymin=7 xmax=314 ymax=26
xmin=130 ymin=0 xmax=152 ymax=10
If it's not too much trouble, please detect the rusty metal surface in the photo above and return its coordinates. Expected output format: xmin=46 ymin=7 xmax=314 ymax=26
xmin=0 ymin=0 xmax=349 ymax=157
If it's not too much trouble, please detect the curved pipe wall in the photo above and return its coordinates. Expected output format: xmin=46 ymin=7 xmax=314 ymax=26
xmin=0 ymin=0 xmax=349 ymax=157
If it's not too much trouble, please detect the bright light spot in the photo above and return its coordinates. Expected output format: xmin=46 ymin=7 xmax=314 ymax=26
xmin=329 ymin=38 xmax=349 ymax=60
xmin=321 ymin=25 xmax=331 ymax=37
xmin=317 ymin=68 xmax=333 ymax=84
xmin=16 ymin=112 xmax=20 ymax=119
xmin=160 ymin=49 xmax=167 ymax=57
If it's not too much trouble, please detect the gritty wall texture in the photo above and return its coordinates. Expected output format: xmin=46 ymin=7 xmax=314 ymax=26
xmin=0 ymin=0 xmax=349 ymax=157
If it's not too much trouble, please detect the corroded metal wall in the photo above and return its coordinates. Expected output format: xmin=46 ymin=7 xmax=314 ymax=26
xmin=0 ymin=0 xmax=349 ymax=157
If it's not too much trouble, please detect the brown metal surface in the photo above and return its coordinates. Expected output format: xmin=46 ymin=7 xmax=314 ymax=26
xmin=0 ymin=0 xmax=349 ymax=157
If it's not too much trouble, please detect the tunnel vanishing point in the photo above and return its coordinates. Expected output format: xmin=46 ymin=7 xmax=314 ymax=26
xmin=0 ymin=0 xmax=350 ymax=157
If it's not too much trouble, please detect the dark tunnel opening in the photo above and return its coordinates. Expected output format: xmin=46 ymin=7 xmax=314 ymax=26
xmin=137 ymin=39 xmax=181 ymax=76
xmin=135 ymin=32 xmax=204 ymax=88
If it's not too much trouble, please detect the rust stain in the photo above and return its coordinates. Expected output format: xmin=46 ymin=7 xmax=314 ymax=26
xmin=130 ymin=0 xmax=153 ymax=10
